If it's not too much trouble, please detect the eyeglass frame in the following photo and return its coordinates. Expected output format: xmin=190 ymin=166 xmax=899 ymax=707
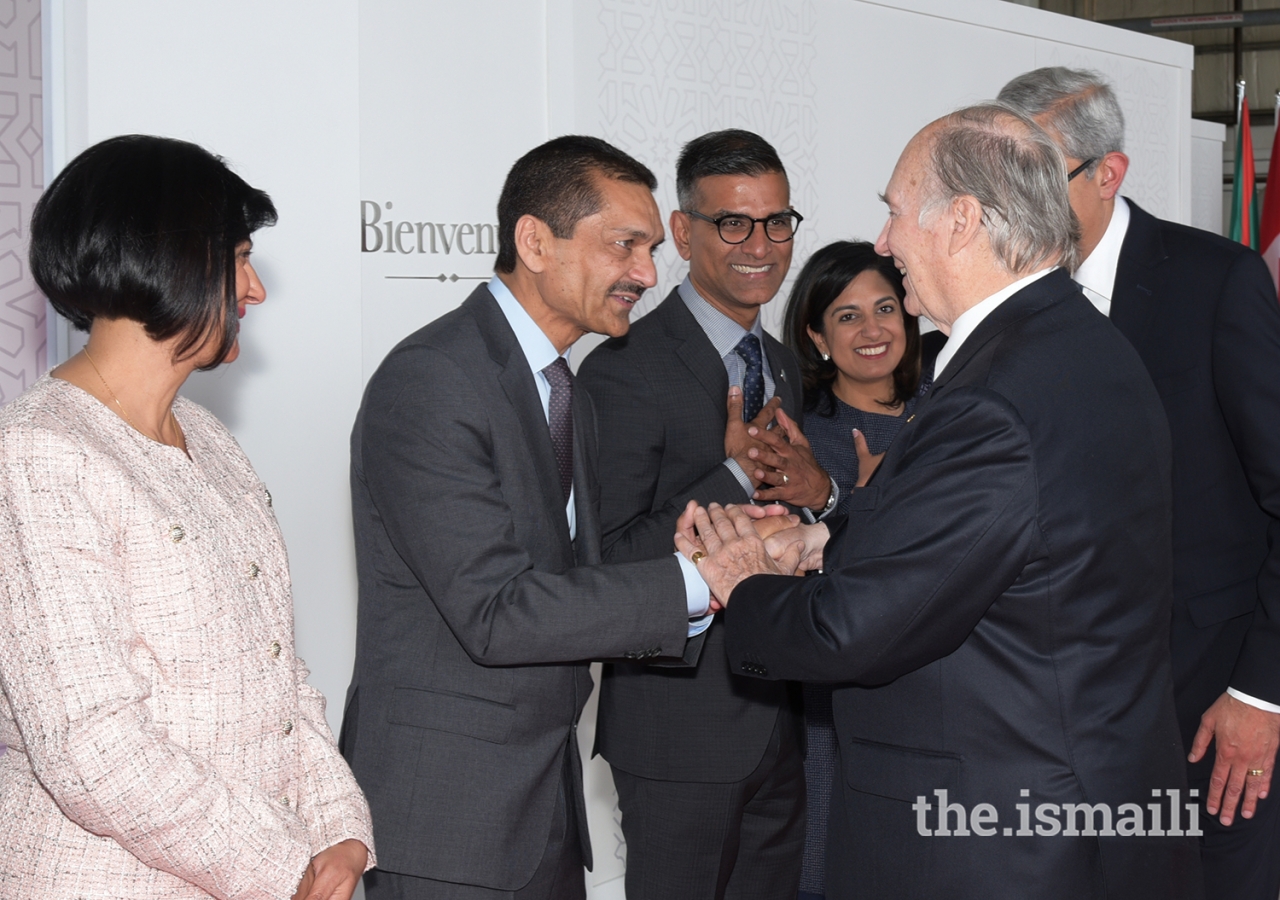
xmin=684 ymin=209 xmax=805 ymax=244
xmin=1067 ymin=158 xmax=1097 ymax=181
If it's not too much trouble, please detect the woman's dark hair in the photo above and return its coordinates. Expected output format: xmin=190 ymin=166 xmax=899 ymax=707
xmin=30 ymin=134 xmax=277 ymax=368
xmin=782 ymin=240 xmax=921 ymax=415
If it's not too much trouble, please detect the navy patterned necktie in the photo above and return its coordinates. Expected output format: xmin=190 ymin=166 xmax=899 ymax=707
xmin=734 ymin=333 xmax=765 ymax=422
xmin=542 ymin=357 xmax=574 ymax=502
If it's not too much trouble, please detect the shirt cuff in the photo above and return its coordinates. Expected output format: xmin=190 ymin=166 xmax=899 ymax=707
xmin=722 ymin=458 xmax=755 ymax=499
xmin=675 ymin=552 xmax=714 ymax=638
xmin=801 ymin=477 xmax=839 ymax=524
xmin=1227 ymin=687 xmax=1280 ymax=714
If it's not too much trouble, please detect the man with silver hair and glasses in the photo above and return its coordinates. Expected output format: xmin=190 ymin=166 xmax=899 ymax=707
xmin=672 ymin=105 xmax=1200 ymax=898
xmin=1000 ymin=67 xmax=1280 ymax=900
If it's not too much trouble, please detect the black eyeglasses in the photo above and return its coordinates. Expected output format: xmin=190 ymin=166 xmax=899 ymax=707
xmin=1067 ymin=158 xmax=1097 ymax=181
xmin=686 ymin=209 xmax=804 ymax=244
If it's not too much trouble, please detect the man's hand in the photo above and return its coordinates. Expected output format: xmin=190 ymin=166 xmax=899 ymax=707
xmin=674 ymin=503 xmax=803 ymax=607
xmin=678 ymin=500 xmax=791 ymax=551
xmin=750 ymin=409 xmax=832 ymax=510
xmin=738 ymin=501 xmax=801 ymax=539
xmin=292 ymin=839 xmax=368 ymax=900
xmin=853 ymin=428 xmax=886 ymax=488
xmin=763 ymin=522 xmax=830 ymax=574
xmin=1188 ymin=693 xmax=1280 ymax=825
xmin=725 ymin=388 xmax=781 ymax=488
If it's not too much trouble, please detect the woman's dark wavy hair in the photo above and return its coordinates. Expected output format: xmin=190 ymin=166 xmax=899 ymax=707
xmin=30 ymin=134 xmax=277 ymax=369
xmin=782 ymin=240 xmax=921 ymax=416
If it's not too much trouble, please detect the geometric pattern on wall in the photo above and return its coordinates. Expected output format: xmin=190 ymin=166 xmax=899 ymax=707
xmin=1035 ymin=40 xmax=1180 ymax=223
xmin=0 ymin=0 xmax=45 ymax=405
xmin=595 ymin=0 xmax=819 ymax=335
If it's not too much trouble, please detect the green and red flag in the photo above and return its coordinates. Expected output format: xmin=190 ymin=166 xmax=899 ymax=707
xmin=1230 ymin=81 xmax=1260 ymax=249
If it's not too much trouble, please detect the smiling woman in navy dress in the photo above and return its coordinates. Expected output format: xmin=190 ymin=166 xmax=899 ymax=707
xmin=781 ymin=240 xmax=934 ymax=900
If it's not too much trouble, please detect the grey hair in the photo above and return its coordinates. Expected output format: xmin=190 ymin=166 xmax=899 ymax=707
xmin=996 ymin=66 xmax=1124 ymax=179
xmin=919 ymin=104 xmax=1080 ymax=274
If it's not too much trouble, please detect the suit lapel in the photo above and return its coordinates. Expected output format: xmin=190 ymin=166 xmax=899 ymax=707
xmin=763 ymin=334 xmax=800 ymax=418
xmin=660 ymin=290 xmax=732 ymax=412
xmin=1110 ymin=199 xmax=1166 ymax=356
xmin=471 ymin=287 xmax=573 ymax=550
xmin=571 ymin=385 xmax=601 ymax=566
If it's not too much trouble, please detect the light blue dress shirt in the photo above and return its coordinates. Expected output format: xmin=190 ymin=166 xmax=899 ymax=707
xmin=488 ymin=278 xmax=712 ymax=633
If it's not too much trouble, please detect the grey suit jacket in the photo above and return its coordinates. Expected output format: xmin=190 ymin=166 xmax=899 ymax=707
xmin=341 ymin=285 xmax=691 ymax=890
xmin=578 ymin=287 xmax=804 ymax=783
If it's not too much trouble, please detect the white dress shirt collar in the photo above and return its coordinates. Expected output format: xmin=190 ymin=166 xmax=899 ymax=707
xmin=933 ymin=267 xmax=1057 ymax=381
xmin=1072 ymin=195 xmax=1130 ymax=318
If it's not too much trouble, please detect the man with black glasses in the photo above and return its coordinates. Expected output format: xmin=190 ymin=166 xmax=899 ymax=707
xmin=578 ymin=129 xmax=833 ymax=900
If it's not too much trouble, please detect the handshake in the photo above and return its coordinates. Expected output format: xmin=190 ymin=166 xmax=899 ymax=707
xmin=674 ymin=500 xmax=831 ymax=611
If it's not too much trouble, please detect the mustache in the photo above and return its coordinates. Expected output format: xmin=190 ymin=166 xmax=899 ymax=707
xmin=607 ymin=280 xmax=648 ymax=297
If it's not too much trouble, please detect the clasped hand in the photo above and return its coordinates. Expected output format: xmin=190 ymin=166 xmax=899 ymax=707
xmin=724 ymin=388 xmax=832 ymax=511
xmin=675 ymin=500 xmax=829 ymax=610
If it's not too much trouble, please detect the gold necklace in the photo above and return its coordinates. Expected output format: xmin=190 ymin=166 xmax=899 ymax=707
xmin=82 ymin=347 xmax=183 ymax=448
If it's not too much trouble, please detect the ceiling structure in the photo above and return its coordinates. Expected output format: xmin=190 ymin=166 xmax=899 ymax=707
xmin=1012 ymin=0 xmax=1280 ymax=122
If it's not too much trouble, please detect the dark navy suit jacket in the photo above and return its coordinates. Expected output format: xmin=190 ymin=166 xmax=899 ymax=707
xmin=1112 ymin=201 xmax=1280 ymax=745
xmin=724 ymin=270 xmax=1201 ymax=899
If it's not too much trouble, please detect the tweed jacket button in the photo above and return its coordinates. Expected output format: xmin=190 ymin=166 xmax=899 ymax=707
xmin=169 ymin=525 xmax=185 ymax=543
xmin=264 ymin=488 xmax=272 ymax=507
xmin=279 ymin=795 xmax=290 ymax=807
xmin=269 ymin=640 xmax=282 ymax=658
xmin=282 ymin=720 xmax=294 ymax=735
xmin=247 ymin=561 xmax=260 ymax=579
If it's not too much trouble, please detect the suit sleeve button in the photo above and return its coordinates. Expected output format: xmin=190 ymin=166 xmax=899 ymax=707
xmin=269 ymin=640 xmax=282 ymax=658
xmin=282 ymin=720 xmax=294 ymax=735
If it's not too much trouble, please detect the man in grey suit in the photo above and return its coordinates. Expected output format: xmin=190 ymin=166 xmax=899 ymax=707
xmin=342 ymin=136 xmax=713 ymax=900
xmin=577 ymin=129 xmax=836 ymax=900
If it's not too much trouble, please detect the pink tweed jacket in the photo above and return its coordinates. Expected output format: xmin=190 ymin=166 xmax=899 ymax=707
xmin=0 ymin=376 xmax=375 ymax=899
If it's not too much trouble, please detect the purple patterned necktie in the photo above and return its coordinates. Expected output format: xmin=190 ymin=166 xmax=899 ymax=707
xmin=542 ymin=357 xmax=574 ymax=502
xmin=734 ymin=333 xmax=765 ymax=422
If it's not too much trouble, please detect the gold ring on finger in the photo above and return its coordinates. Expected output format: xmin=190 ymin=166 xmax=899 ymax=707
xmin=782 ymin=473 xmax=789 ymax=484
xmin=1249 ymin=768 xmax=1266 ymax=777
xmin=691 ymin=551 xmax=706 ymax=564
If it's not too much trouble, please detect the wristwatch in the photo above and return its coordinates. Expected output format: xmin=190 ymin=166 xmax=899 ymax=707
xmin=813 ymin=476 xmax=838 ymax=518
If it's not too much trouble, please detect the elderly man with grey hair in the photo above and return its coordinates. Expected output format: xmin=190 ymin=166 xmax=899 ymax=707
xmin=673 ymin=105 xmax=1201 ymax=898
xmin=1000 ymin=67 xmax=1280 ymax=900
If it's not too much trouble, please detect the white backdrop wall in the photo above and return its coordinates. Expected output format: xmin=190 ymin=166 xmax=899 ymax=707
xmin=42 ymin=2 xmax=1191 ymax=897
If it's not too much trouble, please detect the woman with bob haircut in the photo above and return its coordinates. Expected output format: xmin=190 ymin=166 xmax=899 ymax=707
xmin=0 ymin=135 xmax=373 ymax=900
xmin=781 ymin=239 xmax=935 ymax=900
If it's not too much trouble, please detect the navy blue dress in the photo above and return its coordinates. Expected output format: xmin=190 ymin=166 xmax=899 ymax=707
xmin=797 ymin=377 xmax=930 ymax=899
